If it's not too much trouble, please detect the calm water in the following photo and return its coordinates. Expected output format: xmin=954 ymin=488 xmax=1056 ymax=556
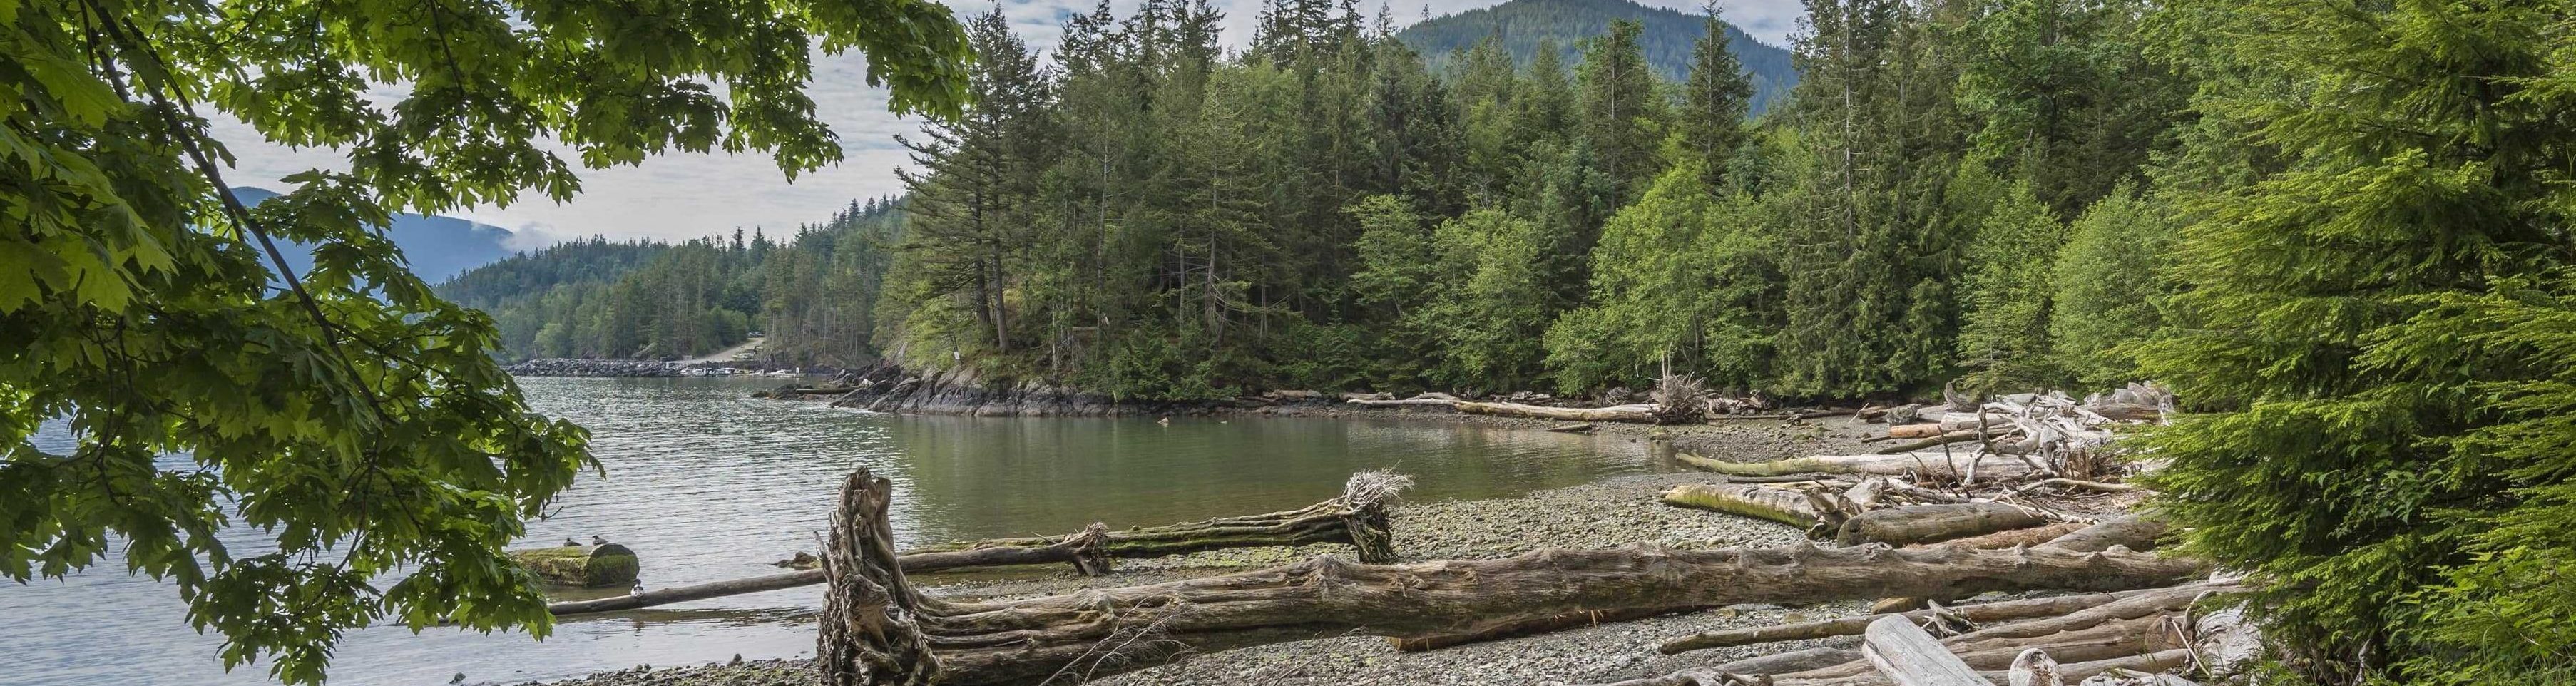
xmin=4 ymin=377 xmax=1674 ymax=686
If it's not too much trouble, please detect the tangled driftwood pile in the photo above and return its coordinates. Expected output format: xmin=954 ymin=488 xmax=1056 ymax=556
xmin=1627 ymin=384 xmax=2252 ymax=686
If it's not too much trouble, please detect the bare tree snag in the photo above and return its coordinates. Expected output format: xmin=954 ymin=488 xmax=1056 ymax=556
xmin=1663 ymin=483 xmax=1824 ymax=528
xmin=1675 ymin=452 xmax=2035 ymax=480
xmin=1454 ymin=401 xmax=1660 ymax=422
xmin=813 ymin=474 xmax=2204 ymax=686
xmin=1661 ymin=590 xmax=2127 ymax=654
xmin=1836 ymin=503 xmax=2052 ymax=546
xmin=1863 ymin=616 xmax=1996 ymax=686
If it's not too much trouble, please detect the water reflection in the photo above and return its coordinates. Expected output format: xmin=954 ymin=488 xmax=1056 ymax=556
xmin=2 ymin=377 xmax=1666 ymax=685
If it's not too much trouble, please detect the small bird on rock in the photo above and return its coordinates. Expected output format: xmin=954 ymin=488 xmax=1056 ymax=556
xmin=631 ymin=583 xmax=645 ymax=595
xmin=564 ymin=538 xmax=579 ymax=546
xmin=591 ymin=534 xmax=608 ymax=546
xmin=451 ymin=673 xmax=466 ymax=685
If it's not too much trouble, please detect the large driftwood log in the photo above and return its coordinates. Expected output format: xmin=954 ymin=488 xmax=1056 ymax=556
xmin=814 ymin=471 xmax=2204 ymax=686
xmin=1864 ymin=615 xmax=1996 ymax=686
xmin=549 ymin=527 xmax=1108 ymax=615
xmin=1584 ymin=647 xmax=1866 ymax=686
xmin=1454 ymin=401 xmax=1660 ymax=422
xmin=1876 ymin=429 xmax=1988 ymax=454
xmin=553 ymin=476 xmax=1404 ymax=616
xmin=1761 ymin=583 xmax=2230 ymax=685
xmin=1905 ymin=522 xmax=2088 ymax=551
xmin=1661 ymin=590 xmax=2129 ymax=653
xmin=914 ymin=471 xmax=1406 ymax=563
xmin=1676 ymin=451 xmax=2036 ymax=480
xmin=2039 ymin=516 xmax=2169 ymax=553
xmin=1662 ymin=483 xmax=1825 ymax=528
xmin=508 ymin=543 xmax=639 ymax=587
xmin=1838 ymin=503 xmax=2052 ymax=546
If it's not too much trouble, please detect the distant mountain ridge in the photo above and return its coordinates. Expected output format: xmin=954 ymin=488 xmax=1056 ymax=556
xmin=1397 ymin=0 xmax=1798 ymax=115
xmin=230 ymin=187 xmax=520 ymax=284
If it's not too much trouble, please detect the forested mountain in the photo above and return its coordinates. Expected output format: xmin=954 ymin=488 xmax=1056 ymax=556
xmin=436 ymin=198 xmax=904 ymax=365
xmin=1397 ymin=0 xmax=1795 ymax=114
xmin=231 ymin=186 xmax=518 ymax=282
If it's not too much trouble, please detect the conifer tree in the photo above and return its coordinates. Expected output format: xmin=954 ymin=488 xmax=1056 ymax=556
xmin=1575 ymin=20 xmax=1669 ymax=200
xmin=1678 ymin=4 xmax=1754 ymax=188
xmin=2136 ymin=0 xmax=2576 ymax=678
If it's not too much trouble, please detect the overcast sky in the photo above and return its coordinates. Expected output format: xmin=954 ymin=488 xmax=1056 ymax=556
xmin=211 ymin=0 xmax=1804 ymax=247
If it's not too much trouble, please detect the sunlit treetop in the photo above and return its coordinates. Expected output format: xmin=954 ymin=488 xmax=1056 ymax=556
xmin=0 ymin=0 xmax=971 ymax=682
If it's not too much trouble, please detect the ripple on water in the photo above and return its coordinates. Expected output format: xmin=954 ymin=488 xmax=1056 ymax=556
xmin=4 ymin=377 xmax=1672 ymax=685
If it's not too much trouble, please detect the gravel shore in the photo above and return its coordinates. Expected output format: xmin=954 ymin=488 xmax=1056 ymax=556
xmin=531 ymin=414 xmax=1892 ymax=686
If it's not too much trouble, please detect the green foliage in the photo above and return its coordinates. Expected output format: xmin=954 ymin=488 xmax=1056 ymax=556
xmin=1576 ymin=20 xmax=1670 ymax=200
xmin=2048 ymin=185 xmax=2172 ymax=390
xmin=1397 ymin=0 xmax=1796 ymax=113
xmin=1953 ymin=176 xmax=2066 ymax=395
xmin=1416 ymin=209 xmax=1555 ymax=391
xmin=0 ymin=0 xmax=968 ymax=682
xmin=1545 ymin=160 xmax=1777 ymax=392
xmin=2135 ymin=0 xmax=2576 ymax=678
xmin=1678 ymin=5 xmax=1755 ymax=188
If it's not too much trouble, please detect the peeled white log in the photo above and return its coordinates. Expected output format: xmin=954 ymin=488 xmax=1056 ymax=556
xmin=1863 ymin=616 xmax=1997 ymax=686
xmin=1454 ymin=401 xmax=1660 ymax=422
xmin=1662 ymin=483 xmax=1826 ymax=528
xmin=1678 ymin=451 xmax=2036 ymax=479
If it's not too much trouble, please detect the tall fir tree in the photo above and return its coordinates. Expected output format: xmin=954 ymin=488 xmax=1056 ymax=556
xmin=1678 ymin=3 xmax=1755 ymax=188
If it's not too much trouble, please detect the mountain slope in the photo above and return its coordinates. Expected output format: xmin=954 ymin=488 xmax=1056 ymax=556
xmin=230 ymin=187 xmax=521 ymax=283
xmin=1397 ymin=0 xmax=1797 ymax=115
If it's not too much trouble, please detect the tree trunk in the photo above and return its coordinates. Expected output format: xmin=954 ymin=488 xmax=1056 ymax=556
xmin=1660 ymin=590 xmax=2129 ymax=654
xmin=2038 ymin=516 xmax=2169 ymax=553
xmin=813 ymin=471 xmax=2204 ymax=686
xmin=1837 ymin=503 xmax=2053 ymax=546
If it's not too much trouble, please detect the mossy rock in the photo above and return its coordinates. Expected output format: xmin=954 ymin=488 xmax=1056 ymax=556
xmin=508 ymin=543 xmax=639 ymax=587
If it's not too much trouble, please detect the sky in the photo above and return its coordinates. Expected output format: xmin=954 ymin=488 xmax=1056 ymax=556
xmin=210 ymin=0 xmax=1804 ymax=248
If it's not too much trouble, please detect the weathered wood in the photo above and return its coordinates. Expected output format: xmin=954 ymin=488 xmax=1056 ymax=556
xmin=1675 ymin=451 xmax=2035 ymax=480
xmin=2007 ymin=649 xmax=2063 ymax=686
xmin=814 ymin=473 xmax=2204 ymax=686
xmin=2039 ymin=516 xmax=2169 ymax=553
xmin=1543 ymin=422 xmax=1598 ymax=433
xmin=508 ymin=543 xmax=638 ymax=587
xmin=1889 ymin=417 xmax=2013 ymax=439
xmin=1453 ymin=401 xmax=1660 ymax=422
xmin=1663 ymin=483 xmax=1825 ymax=528
xmin=1583 ymin=647 xmax=1866 ymax=686
xmin=1345 ymin=397 xmax=1463 ymax=406
xmin=1391 ymin=605 xmax=1695 ymax=651
xmin=1863 ymin=616 xmax=1996 ymax=686
xmin=2084 ymin=403 xmax=2162 ymax=422
xmin=1769 ymin=583 xmax=2231 ymax=683
xmin=548 ymin=529 xmax=1108 ymax=615
xmin=912 ymin=471 xmax=1407 ymax=563
xmin=1903 ymin=523 xmax=2088 ymax=551
xmin=1876 ymin=429 xmax=1988 ymax=454
xmin=1661 ymin=590 xmax=2125 ymax=654
xmin=1838 ymin=503 xmax=2052 ymax=546
xmin=552 ymin=475 xmax=1406 ymax=616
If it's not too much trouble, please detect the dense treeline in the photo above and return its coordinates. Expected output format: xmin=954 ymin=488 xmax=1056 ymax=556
xmin=869 ymin=1 xmax=2576 ymax=678
xmin=1396 ymin=0 xmax=1798 ymax=115
xmin=436 ymin=198 xmax=904 ymax=365
xmin=867 ymin=0 xmax=2182 ymax=402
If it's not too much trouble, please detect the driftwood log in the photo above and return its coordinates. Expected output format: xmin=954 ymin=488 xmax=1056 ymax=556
xmin=552 ymin=476 xmax=1404 ymax=616
xmin=1837 ymin=503 xmax=2053 ymax=546
xmin=1864 ymin=615 xmax=1995 ymax=686
xmin=1660 ymin=590 xmax=2132 ymax=653
xmin=1662 ymin=483 xmax=1825 ymax=528
xmin=508 ymin=543 xmax=639 ymax=587
xmin=812 ymin=470 xmax=2203 ymax=686
xmin=1676 ymin=451 xmax=2035 ymax=481
xmin=1454 ymin=401 xmax=1660 ymax=423
xmin=910 ymin=473 xmax=1406 ymax=563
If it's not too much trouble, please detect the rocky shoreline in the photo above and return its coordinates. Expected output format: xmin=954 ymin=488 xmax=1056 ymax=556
xmin=520 ymin=416 xmax=1905 ymax=686
xmin=506 ymin=358 xmax=684 ymax=377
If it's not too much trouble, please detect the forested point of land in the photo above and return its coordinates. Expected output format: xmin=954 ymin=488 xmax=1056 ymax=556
xmin=454 ymin=0 xmax=2183 ymax=404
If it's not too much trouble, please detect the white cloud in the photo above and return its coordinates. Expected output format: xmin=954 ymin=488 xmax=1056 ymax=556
xmin=213 ymin=0 xmax=1804 ymax=247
